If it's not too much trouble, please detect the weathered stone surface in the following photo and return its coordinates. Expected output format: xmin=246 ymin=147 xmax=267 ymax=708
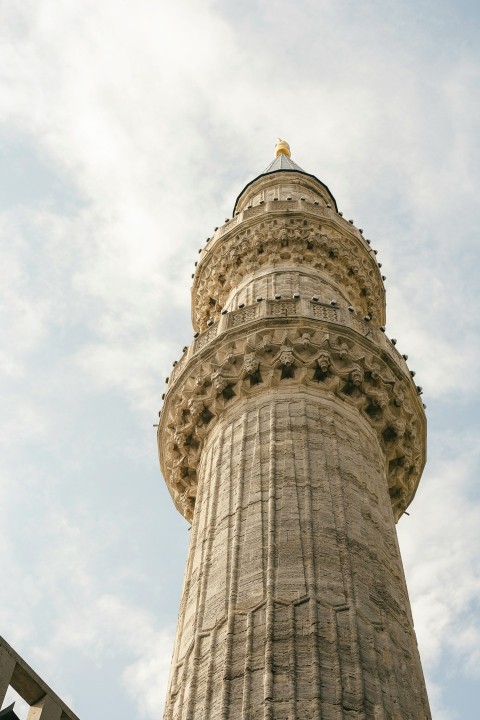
xmin=158 ymin=154 xmax=430 ymax=718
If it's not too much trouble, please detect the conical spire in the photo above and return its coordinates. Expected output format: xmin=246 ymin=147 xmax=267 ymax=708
xmin=262 ymin=139 xmax=304 ymax=174
xmin=232 ymin=141 xmax=338 ymax=214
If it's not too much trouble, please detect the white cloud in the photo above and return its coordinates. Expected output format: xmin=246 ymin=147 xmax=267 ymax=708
xmin=0 ymin=216 xmax=52 ymax=369
xmin=1 ymin=0 xmax=478 ymax=416
xmin=398 ymin=438 xmax=480 ymax=679
xmin=122 ymin=627 xmax=174 ymax=719
xmin=43 ymin=589 xmax=175 ymax=717
xmin=0 ymin=490 xmax=176 ymax=718
xmin=0 ymin=0 xmax=479 ymax=718
xmin=426 ymin=680 xmax=458 ymax=720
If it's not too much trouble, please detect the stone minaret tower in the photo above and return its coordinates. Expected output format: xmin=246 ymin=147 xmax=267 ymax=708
xmin=158 ymin=141 xmax=430 ymax=719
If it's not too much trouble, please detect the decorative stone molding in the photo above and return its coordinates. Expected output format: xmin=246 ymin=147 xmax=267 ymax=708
xmin=159 ymin=320 xmax=425 ymax=523
xmin=167 ymin=299 xmax=411 ymax=388
xmin=192 ymin=214 xmax=385 ymax=332
xmin=267 ymin=299 xmax=298 ymax=317
xmin=233 ymin=168 xmax=338 ymax=214
xmin=229 ymin=305 xmax=257 ymax=326
xmin=226 ymin=265 xmax=352 ymax=312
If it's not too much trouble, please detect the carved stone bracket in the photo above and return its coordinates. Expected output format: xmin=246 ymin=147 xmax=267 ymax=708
xmin=159 ymin=321 xmax=425 ymax=523
xmin=168 ymin=300 xmax=409 ymax=388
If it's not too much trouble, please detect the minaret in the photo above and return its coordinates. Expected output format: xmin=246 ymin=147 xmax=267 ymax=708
xmin=158 ymin=142 xmax=430 ymax=719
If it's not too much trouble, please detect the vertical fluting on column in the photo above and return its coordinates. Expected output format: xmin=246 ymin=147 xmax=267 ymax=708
xmin=185 ymin=431 xmax=221 ymax=719
xmin=300 ymin=398 xmax=323 ymax=719
xmin=162 ymin=391 xmax=429 ymax=719
xmin=221 ymin=414 xmax=248 ymax=719
xmin=241 ymin=610 xmax=254 ymax=720
xmin=328 ymin=411 xmax=367 ymax=718
xmin=263 ymin=403 xmax=275 ymax=720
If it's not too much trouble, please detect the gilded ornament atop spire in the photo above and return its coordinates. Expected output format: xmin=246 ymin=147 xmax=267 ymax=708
xmin=275 ymin=138 xmax=291 ymax=157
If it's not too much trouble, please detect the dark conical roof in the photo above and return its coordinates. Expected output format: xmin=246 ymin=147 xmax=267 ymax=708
xmin=232 ymin=141 xmax=338 ymax=214
xmin=262 ymin=153 xmax=305 ymax=174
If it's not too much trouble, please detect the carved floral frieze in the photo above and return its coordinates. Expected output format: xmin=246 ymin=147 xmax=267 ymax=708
xmin=192 ymin=216 xmax=385 ymax=332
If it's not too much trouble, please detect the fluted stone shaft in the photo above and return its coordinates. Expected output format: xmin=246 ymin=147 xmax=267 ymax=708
xmin=158 ymin=151 xmax=430 ymax=718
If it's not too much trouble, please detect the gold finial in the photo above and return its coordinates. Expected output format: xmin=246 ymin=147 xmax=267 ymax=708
xmin=275 ymin=139 xmax=291 ymax=158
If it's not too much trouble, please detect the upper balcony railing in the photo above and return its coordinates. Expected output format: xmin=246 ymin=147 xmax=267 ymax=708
xmin=166 ymin=297 xmax=410 ymax=390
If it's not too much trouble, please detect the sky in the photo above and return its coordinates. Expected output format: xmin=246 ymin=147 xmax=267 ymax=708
xmin=0 ymin=0 xmax=479 ymax=718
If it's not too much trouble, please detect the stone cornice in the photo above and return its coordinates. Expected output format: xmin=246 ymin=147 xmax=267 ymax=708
xmin=169 ymin=299 xmax=410 ymax=388
xmin=232 ymin=169 xmax=338 ymax=214
xmin=158 ymin=301 xmax=425 ymax=524
xmin=192 ymin=206 xmax=385 ymax=332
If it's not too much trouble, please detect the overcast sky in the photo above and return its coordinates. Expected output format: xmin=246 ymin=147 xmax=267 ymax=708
xmin=1 ymin=0 xmax=479 ymax=718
